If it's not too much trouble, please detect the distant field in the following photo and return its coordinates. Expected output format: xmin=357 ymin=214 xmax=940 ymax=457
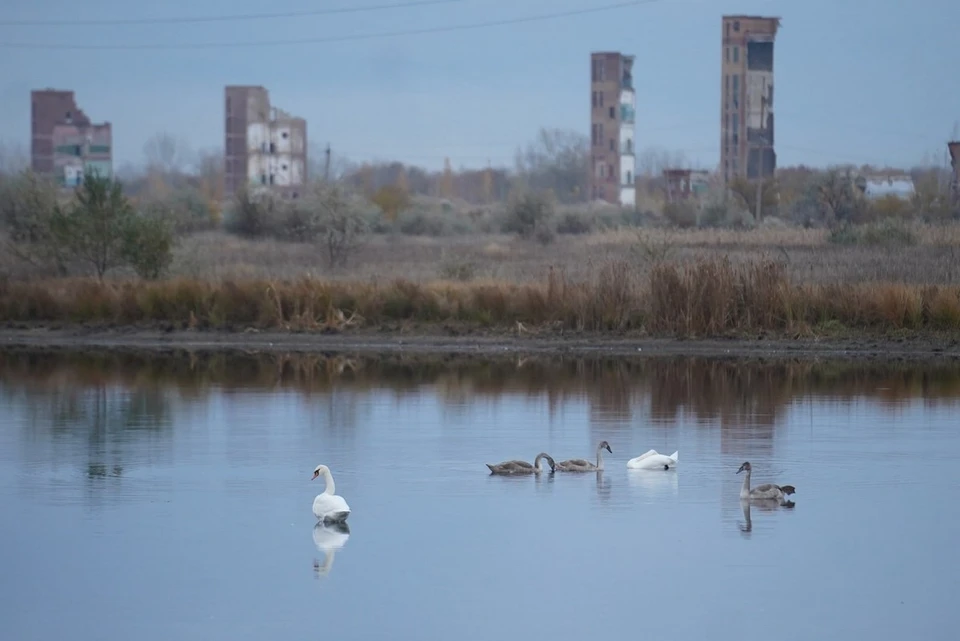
xmin=167 ymin=224 xmax=960 ymax=286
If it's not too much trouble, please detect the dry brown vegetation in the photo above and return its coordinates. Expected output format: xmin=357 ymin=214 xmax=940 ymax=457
xmin=2 ymin=254 xmax=960 ymax=337
xmin=164 ymin=223 xmax=960 ymax=285
xmin=3 ymin=146 xmax=959 ymax=339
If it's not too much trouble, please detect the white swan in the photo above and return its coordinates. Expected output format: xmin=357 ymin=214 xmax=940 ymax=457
xmin=312 ymin=521 xmax=350 ymax=577
xmin=736 ymin=461 xmax=796 ymax=501
xmin=311 ymin=464 xmax=351 ymax=524
xmin=626 ymin=449 xmax=679 ymax=470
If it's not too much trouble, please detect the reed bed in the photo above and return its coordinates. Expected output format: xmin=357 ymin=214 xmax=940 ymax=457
xmin=2 ymin=257 xmax=959 ymax=336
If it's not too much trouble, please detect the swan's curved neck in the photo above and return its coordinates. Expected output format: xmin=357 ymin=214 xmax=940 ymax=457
xmin=321 ymin=469 xmax=336 ymax=495
xmin=740 ymin=470 xmax=751 ymax=495
xmin=596 ymin=445 xmax=606 ymax=470
xmin=534 ymin=453 xmax=544 ymax=471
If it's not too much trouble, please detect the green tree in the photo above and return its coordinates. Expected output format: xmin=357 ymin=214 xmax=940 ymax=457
xmin=52 ymin=172 xmax=138 ymax=280
xmin=122 ymin=215 xmax=176 ymax=280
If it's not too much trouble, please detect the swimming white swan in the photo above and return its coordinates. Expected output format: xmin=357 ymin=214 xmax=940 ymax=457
xmin=626 ymin=449 xmax=679 ymax=470
xmin=555 ymin=441 xmax=612 ymax=472
xmin=312 ymin=521 xmax=350 ymax=577
xmin=311 ymin=464 xmax=351 ymax=524
xmin=486 ymin=453 xmax=556 ymax=475
xmin=736 ymin=461 xmax=796 ymax=501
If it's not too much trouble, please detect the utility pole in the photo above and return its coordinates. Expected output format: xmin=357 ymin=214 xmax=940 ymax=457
xmin=755 ymin=171 xmax=763 ymax=222
xmin=323 ymin=143 xmax=331 ymax=182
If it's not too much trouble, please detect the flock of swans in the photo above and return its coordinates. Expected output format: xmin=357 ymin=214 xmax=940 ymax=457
xmin=308 ymin=444 xmax=796 ymax=574
xmin=483 ymin=442 xmax=795 ymax=502
xmin=310 ymin=442 xmax=796 ymax=525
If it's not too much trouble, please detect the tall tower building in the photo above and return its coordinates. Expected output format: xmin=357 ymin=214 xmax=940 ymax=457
xmin=590 ymin=52 xmax=635 ymax=208
xmin=720 ymin=16 xmax=779 ymax=184
xmin=224 ymin=85 xmax=307 ymax=199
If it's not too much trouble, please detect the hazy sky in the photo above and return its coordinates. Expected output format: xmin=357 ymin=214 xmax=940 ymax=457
xmin=0 ymin=0 xmax=956 ymax=172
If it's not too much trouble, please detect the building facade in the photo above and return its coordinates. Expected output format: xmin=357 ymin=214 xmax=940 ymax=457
xmin=30 ymin=89 xmax=112 ymax=187
xmin=663 ymin=168 xmax=711 ymax=203
xmin=590 ymin=52 xmax=636 ymax=208
xmin=720 ymin=16 xmax=779 ymax=185
xmin=224 ymin=85 xmax=307 ymax=199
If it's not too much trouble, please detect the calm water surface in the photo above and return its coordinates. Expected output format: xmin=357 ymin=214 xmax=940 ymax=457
xmin=1 ymin=350 xmax=959 ymax=640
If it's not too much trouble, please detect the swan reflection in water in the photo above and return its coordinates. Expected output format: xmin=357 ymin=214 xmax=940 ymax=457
xmin=533 ymin=470 xmax=556 ymax=492
xmin=627 ymin=467 xmax=679 ymax=498
xmin=738 ymin=497 xmax=795 ymax=536
xmin=313 ymin=521 xmax=351 ymax=578
xmin=595 ymin=470 xmax=611 ymax=501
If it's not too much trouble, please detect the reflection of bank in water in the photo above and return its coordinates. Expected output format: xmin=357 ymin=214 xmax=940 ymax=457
xmin=627 ymin=468 xmax=679 ymax=498
xmin=313 ymin=521 xmax=350 ymax=578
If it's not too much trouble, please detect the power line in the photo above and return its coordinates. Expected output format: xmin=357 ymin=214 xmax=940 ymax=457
xmin=0 ymin=0 xmax=660 ymax=50
xmin=0 ymin=0 xmax=467 ymax=27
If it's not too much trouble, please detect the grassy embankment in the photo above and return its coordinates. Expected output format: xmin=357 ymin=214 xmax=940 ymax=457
xmin=3 ymin=225 xmax=960 ymax=338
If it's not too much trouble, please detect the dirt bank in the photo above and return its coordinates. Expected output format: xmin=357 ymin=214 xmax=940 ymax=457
xmin=2 ymin=324 xmax=959 ymax=362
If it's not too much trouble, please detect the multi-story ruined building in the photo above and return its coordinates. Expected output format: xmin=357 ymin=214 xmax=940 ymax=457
xmin=663 ymin=168 xmax=711 ymax=203
xmin=224 ymin=85 xmax=307 ymax=199
xmin=30 ymin=89 xmax=112 ymax=187
xmin=589 ymin=52 xmax=636 ymax=208
xmin=720 ymin=15 xmax=779 ymax=185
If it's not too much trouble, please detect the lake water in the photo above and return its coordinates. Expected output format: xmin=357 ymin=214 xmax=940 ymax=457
xmin=1 ymin=348 xmax=959 ymax=641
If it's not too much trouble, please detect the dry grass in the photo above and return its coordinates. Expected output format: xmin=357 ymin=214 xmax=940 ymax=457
xmin=2 ymin=256 xmax=960 ymax=337
xmin=160 ymin=223 xmax=960 ymax=286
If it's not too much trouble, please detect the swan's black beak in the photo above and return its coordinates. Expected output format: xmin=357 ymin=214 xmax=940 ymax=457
xmin=311 ymin=471 xmax=319 ymax=480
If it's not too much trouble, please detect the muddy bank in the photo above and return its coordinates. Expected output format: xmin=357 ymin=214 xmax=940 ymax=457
xmin=1 ymin=324 xmax=959 ymax=362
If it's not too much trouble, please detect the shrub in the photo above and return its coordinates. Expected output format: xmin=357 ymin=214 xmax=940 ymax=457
xmin=311 ymin=184 xmax=369 ymax=268
xmin=662 ymin=201 xmax=699 ymax=228
xmin=396 ymin=209 xmax=449 ymax=237
xmin=827 ymin=224 xmax=860 ymax=245
xmin=502 ymin=189 xmax=555 ymax=242
xmin=225 ymin=187 xmax=277 ymax=238
xmin=122 ymin=215 xmax=176 ymax=280
xmin=861 ymin=218 xmax=918 ymax=247
xmin=275 ymin=201 xmax=322 ymax=243
xmin=556 ymin=211 xmax=595 ymax=235
xmin=0 ymin=170 xmax=68 ymax=274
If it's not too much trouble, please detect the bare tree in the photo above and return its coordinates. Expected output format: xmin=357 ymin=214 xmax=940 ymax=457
xmin=0 ymin=140 xmax=28 ymax=176
xmin=310 ymin=183 xmax=368 ymax=268
xmin=307 ymin=143 xmax=354 ymax=182
xmin=143 ymin=131 xmax=192 ymax=175
xmin=514 ymin=128 xmax=589 ymax=204
xmin=636 ymin=146 xmax=689 ymax=177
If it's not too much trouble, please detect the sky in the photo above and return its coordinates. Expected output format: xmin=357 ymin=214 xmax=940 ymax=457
xmin=0 ymin=0 xmax=957 ymax=173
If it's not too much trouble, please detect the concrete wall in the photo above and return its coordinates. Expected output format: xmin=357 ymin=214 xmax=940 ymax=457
xmin=31 ymin=89 xmax=110 ymax=183
xmin=50 ymin=121 xmax=112 ymax=186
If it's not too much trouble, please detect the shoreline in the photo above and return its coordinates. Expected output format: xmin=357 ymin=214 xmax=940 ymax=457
xmin=2 ymin=325 xmax=959 ymax=362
